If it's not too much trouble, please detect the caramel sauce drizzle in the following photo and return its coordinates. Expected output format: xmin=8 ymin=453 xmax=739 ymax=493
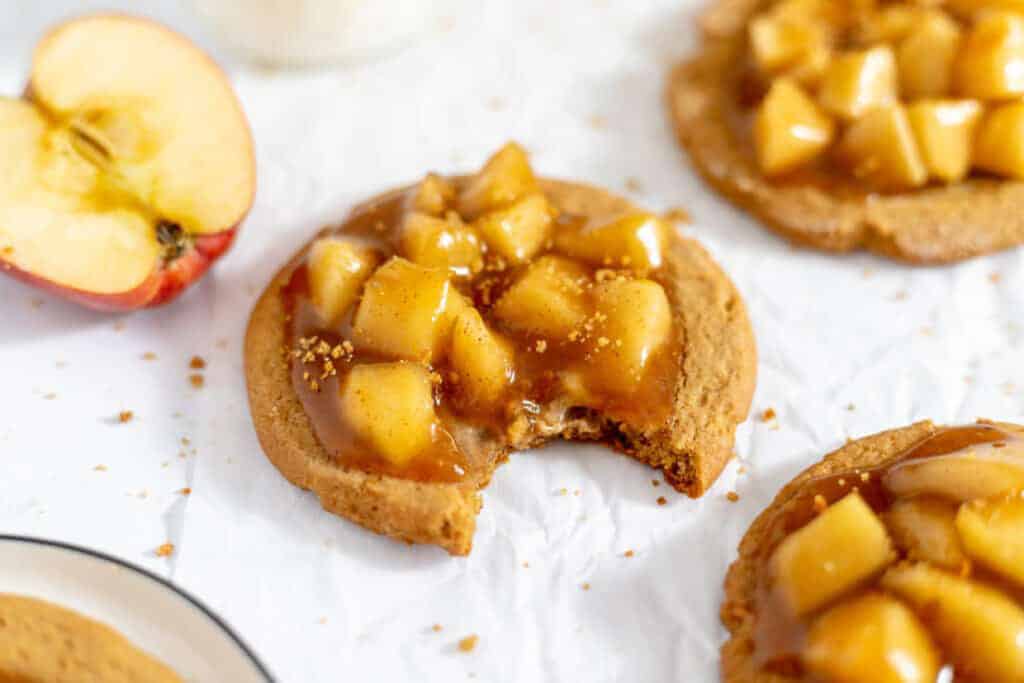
xmin=281 ymin=185 xmax=680 ymax=483
xmin=751 ymin=423 xmax=1024 ymax=680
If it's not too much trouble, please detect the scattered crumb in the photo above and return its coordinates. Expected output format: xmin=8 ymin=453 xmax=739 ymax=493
xmin=588 ymin=114 xmax=607 ymax=129
xmin=661 ymin=207 xmax=691 ymax=224
xmin=485 ymin=96 xmax=506 ymax=111
xmin=761 ymin=408 xmax=776 ymax=422
xmin=181 ymin=437 xmax=191 ymax=446
xmin=113 ymin=321 xmax=126 ymax=332
xmin=141 ymin=352 xmax=157 ymax=361
xmin=861 ymin=267 xmax=875 ymax=279
xmin=522 ymin=561 xmax=530 ymax=568
xmin=558 ymin=488 xmax=568 ymax=496
xmin=432 ymin=624 xmax=443 ymax=633
xmin=990 ymin=272 xmax=1002 ymax=284
xmin=624 ymin=177 xmax=644 ymax=193
xmin=737 ymin=466 xmax=747 ymax=475
xmin=189 ymin=374 xmax=205 ymax=389
xmin=136 ymin=490 xmax=149 ymax=500
xmin=93 ymin=465 xmax=108 ymax=472
xmin=890 ymin=290 xmax=908 ymax=301
xmin=189 ymin=355 xmax=207 ymax=370
xmin=656 ymin=496 xmax=667 ymax=506
xmin=651 ymin=479 xmax=660 ymax=487
xmin=179 ymin=487 xmax=192 ymax=496
xmin=458 ymin=635 xmax=479 ymax=653
xmin=42 ymin=393 xmax=56 ymax=400
xmin=573 ymin=489 xmax=580 ymax=496
xmin=30 ymin=298 xmax=44 ymax=309
xmin=847 ymin=403 xmax=856 ymax=411
xmin=215 ymin=338 xmax=229 ymax=350
xmin=317 ymin=616 xmax=328 ymax=625
xmin=726 ymin=491 xmax=740 ymax=503
xmin=581 ymin=583 xmax=591 ymax=591
xmin=55 ymin=361 xmax=67 ymax=369
xmin=623 ymin=550 xmax=634 ymax=558
xmin=155 ymin=543 xmax=174 ymax=557
xmin=118 ymin=410 xmax=133 ymax=423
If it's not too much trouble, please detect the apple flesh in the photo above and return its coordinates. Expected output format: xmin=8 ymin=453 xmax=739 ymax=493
xmin=0 ymin=15 xmax=255 ymax=311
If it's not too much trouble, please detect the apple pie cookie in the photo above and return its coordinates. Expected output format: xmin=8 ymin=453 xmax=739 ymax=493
xmin=722 ymin=420 xmax=1024 ymax=682
xmin=669 ymin=0 xmax=1024 ymax=263
xmin=245 ymin=143 xmax=756 ymax=555
xmin=0 ymin=594 xmax=182 ymax=682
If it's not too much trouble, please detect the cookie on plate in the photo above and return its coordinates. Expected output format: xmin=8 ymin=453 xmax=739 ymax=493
xmin=721 ymin=420 xmax=1024 ymax=681
xmin=0 ymin=593 xmax=182 ymax=682
xmin=245 ymin=143 xmax=756 ymax=555
xmin=669 ymin=0 xmax=1024 ymax=263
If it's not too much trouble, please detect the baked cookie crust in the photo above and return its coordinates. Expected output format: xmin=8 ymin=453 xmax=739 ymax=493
xmin=245 ymin=179 xmax=756 ymax=555
xmin=667 ymin=0 xmax=1024 ymax=264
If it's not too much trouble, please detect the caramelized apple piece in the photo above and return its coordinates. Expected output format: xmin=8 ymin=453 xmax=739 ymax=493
xmin=340 ymin=362 xmax=438 ymax=466
xmin=351 ymin=257 xmax=453 ymax=362
xmin=956 ymin=12 xmax=1024 ymax=101
xmin=855 ymin=5 xmax=921 ymax=44
xmin=898 ymin=11 xmax=962 ymax=99
xmin=749 ymin=14 xmax=825 ymax=76
xmin=947 ymin=0 xmax=1024 ymax=17
xmin=818 ymin=46 xmax=897 ymax=120
xmin=974 ymin=102 xmax=1024 ymax=180
xmin=835 ymin=105 xmax=928 ymax=192
xmin=554 ymin=212 xmax=668 ymax=273
xmin=307 ymin=237 xmax=379 ymax=327
xmin=885 ymin=498 xmax=966 ymax=569
xmin=956 ymin=495 xmax=1024 ymax=588
xmin=492 ymin=256 xmax=590 ymax=339
xmin=409 ymin=173 xmax=455 ymax=216
xmin=588 ymin=279 xmax=672 ymax=395
xmin=884 ymin=450 xmax=1024 ymax=502
xmin=907 ymin=100 xmax=982 ymax=183
xmin=770 ymin=492 xmax=894 ymax=616
xmin=450 ymin=307 xmax=515 ymax=406
xmin=754 ymin=79 xmax=835 ymax=176
xmin=457 ymin=142 xmax=538 ymax=219
xmin=804 ymin=593 xmax=940 ymax=683
xmin=400 ymin=211 xmax=483 ymax=276
xmin=882 ymin=562 xmax=1024 ymax=681
xmin=472 ymin=193 xmax=552 ymax=264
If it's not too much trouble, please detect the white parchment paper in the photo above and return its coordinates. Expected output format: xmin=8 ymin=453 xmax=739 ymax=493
xmin=1 ymin=2 xmax=1023 ymax=681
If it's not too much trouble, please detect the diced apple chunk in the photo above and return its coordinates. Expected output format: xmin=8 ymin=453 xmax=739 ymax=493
xmin=956 ymin=12 xmax=1024 ymax=101
xmin=835 ymin=105 xmax=928 ymax=192
xmin=587 ymin=279 xmax=672 ymax=395
xmin=885 ymin=498 xmax=965 ymax=569
xmin=856 ymin=5 xmax=922 ymax=44
xmin=907 ymin=100 xmax=982 ymax=183
xmin=351 ymin=257 xmax=452 ymax=362
xmin=340 ymin=362 xmax=437 ymax=466
xmin=473 ymin=193 xmax=552 ymax=263
xmin=748 ymin=14 xmax=825 ymax=75
xmin=554 ymin=212 xmax=668 ymax=273
xmin=882 ymin=562 xmax=1024 ymax=681
xmin=769 ymin=492 xmax=893 ymax=616
xmin=898 ymin=11 xmax=962 ymax=99
xmin=818 ymin=46 xmax=897 ymax=120
xmin=803 ymin=593 xmax=940 ymax=683
xmin=884 ymin=451 xmax=1024 ymax=502
xmin=450 ymin=307 xmax=515 ymax=406
xmin=956 ymin=495 xmax=1024 ymax=588
xmin=492 ymin=255 xmax=590 ymax=339
xmin=400 ymin=211 xmax=482 ymax=276
xmin=974 ymin=102 xmax=1024 ymax=180
xmin=409 ymin=173 xmax=455 ymax=216
xmin=306 ymin=238 xmax=379 ymax=327
xmin=754 ymin=79 xmax=835 ymax=176
xmin=457 ymin=142 xmax=538 ymax=219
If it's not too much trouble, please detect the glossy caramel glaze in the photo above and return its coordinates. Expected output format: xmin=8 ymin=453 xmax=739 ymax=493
xmin=750 ymin=423 xmax=1024 ymax=678
xmin=281 ymin=183 xmax=680 ymax=484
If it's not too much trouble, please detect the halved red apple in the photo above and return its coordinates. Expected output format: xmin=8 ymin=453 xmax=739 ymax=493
xmin=0 ymin=15 xmax=255 ymax=311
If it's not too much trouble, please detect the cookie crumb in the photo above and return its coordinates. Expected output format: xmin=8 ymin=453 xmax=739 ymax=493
xmin=847 ymin=403 xmax=856 ymax=411
xmin=623 ymin=550 xmax=634 ymax=558
xmin=656 ymin=496 xmax=667 ymax=506
xmin=651 ymin=479 xmax=660 ymax=487
xmin=890 ymin=290 xmax=909 ymax=301
xmin=581 ymin=582 xmax=591 ymax=591
xmin=42 ymin=393 xmax=57 ymax=400
xmin=432 ymin=624 xmax=443 ymax=633
xmin=662 ymin=207 xmax=691 ymax=224
xmin=155 ymin=543 xmax=175 ymax=557
xmin=558 ymin=488 xmax=568 ymax=496
xmin=624 ymin=177 xmax=644 ymax=193
xmin=189 ymin=374 xmax=205 ymax=389
xmin=588 ymin=114 xmax=607 ymax=129
xmin=118 ymin=410 xmax=134 ymax=423
xmin=760 ymin=408 xmax=776 ymax=422
xmin=93 ymin=464 xmax=108 ymax=472
xmin=141 ymin=352 xmax=157 ymax=361
xmin=458 ymin=635 xmax=479 ymax=653
xmin=179 ymin=487 xmax=192 ymax=495
xmin=189 ymin=355 xmax=207 ymax=370
xmin=726 ymin=491 xmax=740 ymax=502
xmin=317 ymin=616 xmax=328 ymax=625
xmin=990 ymin=272 xmax=1002 ymax=284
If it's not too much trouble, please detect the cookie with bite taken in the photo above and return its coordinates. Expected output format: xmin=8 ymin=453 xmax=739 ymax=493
xmin=669 ymin=0 xmax=1024 ymax=263
xmin=245 ymin=143 xmax=756 ymax=555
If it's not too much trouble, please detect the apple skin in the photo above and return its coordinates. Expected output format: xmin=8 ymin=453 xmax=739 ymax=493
xmin=0 ymin=228 xmax=238 ymax=312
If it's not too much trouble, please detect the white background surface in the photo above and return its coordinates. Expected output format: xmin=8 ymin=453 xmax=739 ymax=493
xmin=1 ymin=2 xmax=1023 ymax=682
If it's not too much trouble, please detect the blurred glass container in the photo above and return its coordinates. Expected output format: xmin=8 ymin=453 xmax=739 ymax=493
xmin=189 ymin=0 xmax=459 ymax=67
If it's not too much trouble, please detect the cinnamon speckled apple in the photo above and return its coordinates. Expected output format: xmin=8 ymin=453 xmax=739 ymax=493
xmin=0 ymin=15 xmax=256 ymax=311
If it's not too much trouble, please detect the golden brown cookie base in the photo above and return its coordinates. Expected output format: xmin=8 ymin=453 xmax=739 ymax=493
xmin=245 ymin=179 xmax=756 ymax=555
xmin=0 ymin=594 xmax=181 ymax=683
xmin=719 ymin=419 xmax=1023 ymax=682
xmin=667 ymin=0 xmax=1024 ymax=264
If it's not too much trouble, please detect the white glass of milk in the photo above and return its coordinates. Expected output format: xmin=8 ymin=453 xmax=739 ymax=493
xmin=189 ymin=0 xmax=461 ymax=67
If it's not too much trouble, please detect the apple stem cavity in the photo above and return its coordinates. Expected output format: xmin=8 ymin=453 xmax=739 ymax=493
xmin=156 ymin=220 xmax=188 ymax=263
